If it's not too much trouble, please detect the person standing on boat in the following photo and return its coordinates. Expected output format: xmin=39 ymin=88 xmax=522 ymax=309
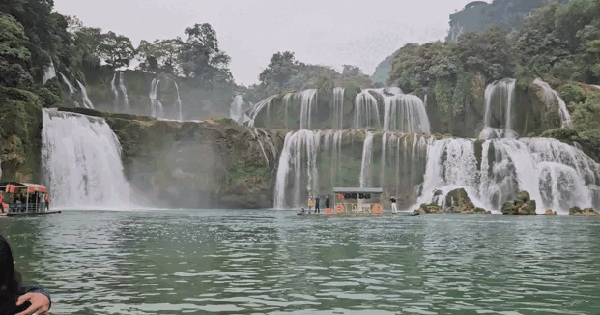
xmin=315 ymin=195 xmax=321 ymax=214
xmin=0 ymin=234 xmax=52 ymax=315
xmin=325 ymin=195 xmax=330 ymax=211
xmin=44 ymin=194 xmax=50 ymax=211
xmin=390 ymin=196 xmax=397 ymax=214
xmin=308 ymin=195 xmax=314 ymax=213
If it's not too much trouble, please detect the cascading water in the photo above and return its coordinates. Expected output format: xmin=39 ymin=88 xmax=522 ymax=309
xmin=42 ymin=60 xmax=56 ymax=84
xmin=170 ymin=79 xmax=183 ymax=120
xmin=332 ymin=87 xmax=345 ymax=129
xmin=247 ymin=96 xmax=275 ymax=128
xmin=299 ymin=89 xmax=318 ymax=129
xmin=359 ymin=132 xmax=375 ymax=187
xmin=42 ymin=109 xmax=130 ymax=209
xmin=383 ymin=94 xmax=431 ymax=133
xmin=111 ymin=73 xmax=119 ymax=111
xmin=283 ymin=93 xmax=295 ymax=129
xmin=414 ymin=137 xmax=600 ymax=214
xmin=149 ymin=78 xmax=164 ymax=118
xmin=355 ymin=90 xmax=381 ymax=129
xmin=59 ymin=72 xmax=75 ymax=95
xmin=119 ymin=72 xmax=130 ymax=114
xmin=76 ymin=79 xmax=95 ymax=109
xmin=532 ymin=78 xmax=572 ymax=128
xmin=230 ymin=95 xmax=251 ymax=125
xmin=479 ymin=78 xmax=517 ymax=139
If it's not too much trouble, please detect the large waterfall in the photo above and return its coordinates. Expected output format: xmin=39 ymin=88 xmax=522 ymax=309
xmin=149 ymin=78 xmax=164 ymax=118
xmin=230 ymin=95 xmax=251 ymax=125
xmin=414 ymin=137 xmax=600 ymax=214
xmin=42 ymin=109 xmax=130 ymax=209
xmin=171 ymin=79 xmax=183 ymax=121
xmin=59 ymin=72 xmax=75 ymax=95
xmin=76 ymin=80 xmax=95 ymax=109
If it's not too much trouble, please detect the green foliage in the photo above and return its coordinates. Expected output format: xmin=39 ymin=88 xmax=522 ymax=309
xmin=136 ymin=38 xmax=183 ymax=74
xmin=230 ymin=161 xmax=268 ymax=184
xmin=27 ymin=77 xmax=63 ymax=107
xmin=569 ymin=86 xmax=600 ymax=131
xmin=98 ymin=31 xmax=136 ymax=69
xmin=179 ymin=23 xmax=233 ymax=89
xmin=0 ymin=12 xmax=33 ymax=87
xmin=558 ymin=84 xmax=586 ymax=105
xmin=336 ymin=65 xmax=373 ymax=88
xmin=259 ymin=51 xmax=303 ymax=90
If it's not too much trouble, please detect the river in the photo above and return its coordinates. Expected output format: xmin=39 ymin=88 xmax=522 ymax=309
xmin=1 ymin=210 xmax=599 ymax=314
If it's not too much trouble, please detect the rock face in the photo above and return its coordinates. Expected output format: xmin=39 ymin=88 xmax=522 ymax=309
xmin=414 ymin=188 xmax=490 ymax=214
xmin=501 ymin=190 xmax=537 ymax=215
xmin=569 ymin=207 xmax=599 ymax=216
xmin=57 ymin=107 xmax=287 ymax=209
xmin=415 ymin=203 xmax=443 ymax=214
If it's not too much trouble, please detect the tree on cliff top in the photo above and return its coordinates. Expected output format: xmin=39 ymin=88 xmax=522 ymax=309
xmin=137 ymin=38 xmax=183 ymax=74
xmin=259 ymin=51 xmax=304 ymax=89
xmin=98 ymin=31 xmax=136 ymax=69
xmin=179 ymin=23 xmax=233 ymax=89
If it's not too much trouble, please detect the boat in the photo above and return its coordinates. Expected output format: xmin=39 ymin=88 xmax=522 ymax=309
xmin=0 ymin=182 xmax=61 ymax=217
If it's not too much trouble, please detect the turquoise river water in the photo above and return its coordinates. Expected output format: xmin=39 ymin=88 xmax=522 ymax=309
xmin=1 ymin=210 xmax=600 ymax=314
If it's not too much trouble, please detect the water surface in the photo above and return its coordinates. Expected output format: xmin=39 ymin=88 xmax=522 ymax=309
xmin=1 ymin=210 xmax=599 ymax=314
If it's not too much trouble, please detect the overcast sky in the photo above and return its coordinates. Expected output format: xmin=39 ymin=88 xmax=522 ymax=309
xmin=53 ymin=0 xmax=479 ymax=86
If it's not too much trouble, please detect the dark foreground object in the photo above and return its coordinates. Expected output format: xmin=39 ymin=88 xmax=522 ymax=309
xmin=7 ymin=211 xmax=62 ymax=217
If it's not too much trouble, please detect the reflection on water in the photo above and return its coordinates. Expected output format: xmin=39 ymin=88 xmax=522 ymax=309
xmin=1 ymin=211 xmax=600 ymax=314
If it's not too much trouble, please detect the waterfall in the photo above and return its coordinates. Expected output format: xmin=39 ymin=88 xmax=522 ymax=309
xmin=170 ymin=79 xmax=183 ymax=120
xmin=299 ymin=89 xmax=318 ymax=129
xmin=383 ymin=94 xmax=431 ymax=133
xmin=119 ymin=72 xmax=130 ymax=114
xmin=149 ymin=78 xmax=164 ymax=118
xmin=111 ymin=73 xmax=119 ymax=111
xmin=76 ymin=80 xmax=95 ymax=109
xmin=283 ymin=92 xmax=295 ymax=129
xmin=532 ymin=78 xmax=573 ymax=128
xmin=273 ymin=130 xmax=320 ymax=209
xmin=42 ymin=60 xmax=56 ymax=84
xmin=359 ymin=132 xmax=375 ymax=187
xmin=355 ymin=90 xmax=381 ymax=129
xmin=247 ymin=96 xmax=275 ymax=127
xmin=230 ymin=95 xmax=251 ymax=125
xmin=332 ymin=87 xmax=345 ymax=129
xmin=479 ymin=78 xmax=517 ymax=139
xmin=59 ymin=73 xmax=75 ymax=95
xmin=42 ymin=109 xmax=130 ymax=209
xmin=414 ymin=137 xmax=600 ymax=214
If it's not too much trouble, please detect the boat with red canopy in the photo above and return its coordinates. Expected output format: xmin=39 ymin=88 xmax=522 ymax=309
xmin=0 ymin=182 xmax=61 ymax=216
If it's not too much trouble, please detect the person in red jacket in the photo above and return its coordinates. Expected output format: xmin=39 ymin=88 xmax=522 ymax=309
xmin=44 ymin=194 xmax=50 ymax=211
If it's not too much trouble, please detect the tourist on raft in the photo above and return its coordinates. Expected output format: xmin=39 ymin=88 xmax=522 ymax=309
xmin=44 ymin=195 xmax=50 ymax=211
xmin=308 ymin=195 xmax=314 ymax=213
xmin=0 ymin=234 xmax=52 ymax=315
xmin=315 ymin=195 xmax=321 ymax=214
xmin=325 ymin=195 xmax=330 ymax=211
xmin=390 ymin=196 xmax=397 ymax=214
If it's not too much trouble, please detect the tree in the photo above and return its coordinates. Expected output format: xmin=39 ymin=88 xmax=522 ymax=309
xmin=0 ymin=12 xmax=33 ymax=87
xmin=137 ymin=38 xmax=183 ymax=73
xmin=67 ymin=16 xmax=102 ymax=73
xmin=98 ymin=31 xmax=136 ymax=69
xmin=259 ymin=51 xmax=303 ymax=88
xmin=336 ymin=65 xmax=373 ymax=88
xmin=179 ymin=23 xmax=232 ymax=88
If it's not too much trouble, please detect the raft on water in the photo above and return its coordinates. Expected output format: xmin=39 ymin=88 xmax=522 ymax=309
xmin=298 ymin=187 xmax=389 ymax=216
xmin=0 ymin=182 xmax=59 ymax=217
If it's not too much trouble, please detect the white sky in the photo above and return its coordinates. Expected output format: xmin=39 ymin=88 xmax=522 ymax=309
xmin=53 ymin=0 xmax=478 ymax=86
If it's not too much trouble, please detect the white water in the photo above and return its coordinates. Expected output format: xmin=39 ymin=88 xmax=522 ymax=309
xmin=149 ymin=78 xmax=164 ymax=118
xmin=355 ymin=90 xmax=381 ymax=129
xmin=230 ymin=95 xmax=251 ymax=125
xmin=247 ymin=96 xmax=275 ymax=128
xmin=332 ymin=87 xmax=345 ymax=129
xmin=119 ymin=72 xmax=130 ymax=114
xmin=383 ymin=94 xmax=431 ymax=133
xmin=532 ymin=78 xmax=572 ymax=128
xmin=359 ymin=132 xmax=375 ymax=187
xmin=59 ymin=73 xmax=75 ymax=95
xmin=299 ymin=89 xmax=318 ymax=129
xmin=111 ymin=73 xmax=119 ymax=111
xmin=76 ymin=80 xmax=95 ymax=109
xmin=283 ymin=93 xmax=295 ymax=129
xmin=42 ymin=109 xmax=130 ymax=209
xmin=42 ymin=60 xmax=56 ymax=84
xmin=414 ymin=137 xmax=600 ymax=214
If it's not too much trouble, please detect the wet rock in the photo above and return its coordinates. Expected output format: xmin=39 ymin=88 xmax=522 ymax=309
xmin=443 ymin=188 xmax=489 ymax=214
xmin=501 ymin=190 xmax=536 ymax=215
xmin=415 ymin=203 xmax=443 ymax=214
xmin=544 ymin=210 xmax=558 ymax=215
xmin=569 ymin=207 xmax=599 ymax=216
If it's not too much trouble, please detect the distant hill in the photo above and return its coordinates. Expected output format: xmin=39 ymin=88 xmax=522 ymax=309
xmin=446 ymin=0 xmax=569 ymax=42
xmin=372 ymin=0 xmax=569 ymax=84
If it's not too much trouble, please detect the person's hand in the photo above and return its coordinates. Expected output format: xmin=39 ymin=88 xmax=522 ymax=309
xmin=15 ymin=292 xmax=51 ymax=315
